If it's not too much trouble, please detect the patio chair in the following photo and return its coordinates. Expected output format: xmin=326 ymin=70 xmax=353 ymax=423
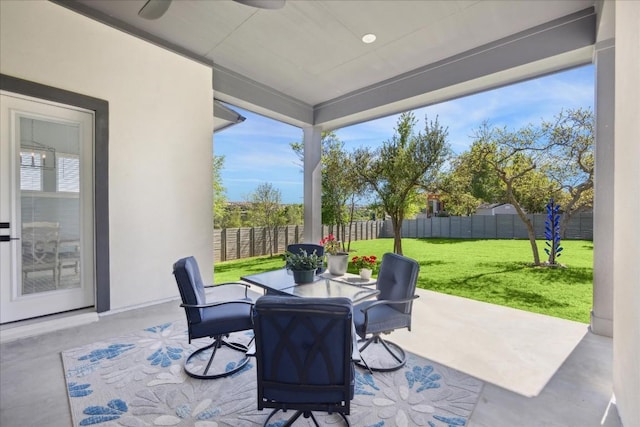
xmin=22 ymin=222 xmax=61 ymax=287
xmin=353 ymin=252 xmax=420 ymax=372
xmin=251 ymin=295 xmax=355 ymax=426
xmin=172 ymin=256 xmax=253 ymax=379
xmin=287 ymin=243 xmax=324 ymax=274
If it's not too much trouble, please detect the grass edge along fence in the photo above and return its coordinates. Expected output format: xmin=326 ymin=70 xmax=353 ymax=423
xmin=214 ymin=213 xmax=592 ymax=262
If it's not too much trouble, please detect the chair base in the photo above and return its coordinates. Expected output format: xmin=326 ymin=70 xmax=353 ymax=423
xmin=355 ymin=335 xmax=406 ymax=372
xmin=263 ymin=408 xmax=350 ymax=427
xmin=184 ymin=335 xmax=249 ymax=379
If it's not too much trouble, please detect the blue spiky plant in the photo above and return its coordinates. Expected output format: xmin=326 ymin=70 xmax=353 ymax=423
xmin=544 ymin=198 xmax=563 ymax=265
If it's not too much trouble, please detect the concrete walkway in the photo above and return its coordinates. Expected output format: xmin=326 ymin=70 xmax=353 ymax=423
xmin=0 ymin=288 xmax=622 ymax=427
xmin=396 ymin=290 xmax=588 ymax=398
xmin=394 ymin=289 xmax=621 ymax=426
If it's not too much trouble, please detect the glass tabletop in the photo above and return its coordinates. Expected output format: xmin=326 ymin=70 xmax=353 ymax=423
xmin=318 ymin=272 xmax=377 ymax=286
xmin=280 ymin=278 xmax=378 ymax=303
xmin=241 ymin=269 xmax=378 ymax=303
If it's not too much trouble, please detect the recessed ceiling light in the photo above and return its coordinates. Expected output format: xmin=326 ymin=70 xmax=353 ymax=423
xmin=362 ymin=33 xmax=376 ymax=44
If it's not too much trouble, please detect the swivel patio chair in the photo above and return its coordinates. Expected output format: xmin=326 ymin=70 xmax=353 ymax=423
xmin=251 ymin=295 xmax=355 ymax=427
xmin=173 ymin=256 xmax=254 ymax=379
xmin=287 ymin=243 xmax=324 ymax=274
xmin=353 ymin=252 xmax=420 ymax=372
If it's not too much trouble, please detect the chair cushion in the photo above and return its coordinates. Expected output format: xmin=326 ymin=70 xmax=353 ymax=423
xmin=190 ymin=301 xmax=253 ymax=338
xmin=353 ymin=300 xmax=411 ymax=338
xmin=173 ymin=256 xmax=207 ymax=323
xmin=376 ymin=253 xmax=419 ymax=314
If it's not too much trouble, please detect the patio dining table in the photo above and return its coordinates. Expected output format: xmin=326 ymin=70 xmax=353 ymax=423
xmin=241 ymin=269 xmax=378 ymax=303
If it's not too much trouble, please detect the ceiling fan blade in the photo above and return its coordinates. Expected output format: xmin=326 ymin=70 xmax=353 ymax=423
xmin=138 ymin=0 xmax=172 ymax=20
xmin=234 ymin=0 xmax=285 ymax=10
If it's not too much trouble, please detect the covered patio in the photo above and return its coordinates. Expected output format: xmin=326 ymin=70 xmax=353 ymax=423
xmin=0 ymin=287 xmax=619 ymax=426
xmin=1 ymin=1 xmax=638 ymax=425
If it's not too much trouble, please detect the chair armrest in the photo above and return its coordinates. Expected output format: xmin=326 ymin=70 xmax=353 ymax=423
xmin=246 ymin=341 xmax=256 ymax=357
xmin=203 ymin=282 xmax=249 ymax=298
xmin=358 ymin=295 xmax=419 ymax=313
xmin=180 ymin=300 xmax=254 ymax=309
xmin=350 ymin=323 xmax=361 ymax=362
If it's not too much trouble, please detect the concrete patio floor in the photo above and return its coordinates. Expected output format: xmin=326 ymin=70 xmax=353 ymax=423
xmin=0 ymin=287 xmax=622 ymax=427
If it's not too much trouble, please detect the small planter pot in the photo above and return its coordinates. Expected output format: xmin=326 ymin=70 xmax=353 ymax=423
xmin=292 ymin=269 xmax=316 ymax=284
xmin=327 ymin=253 xmax=349 ymax=276
xmin=359 ymin=268 xmax=373 ymax=280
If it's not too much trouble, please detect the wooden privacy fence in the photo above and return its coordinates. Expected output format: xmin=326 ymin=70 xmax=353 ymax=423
xmin=214 ymin=220 xmax=385 ymax=262
xmin=392 ymin=213 xmax=593 ymax=240
xmin=214 ymin=214 xmax=592 ymax=262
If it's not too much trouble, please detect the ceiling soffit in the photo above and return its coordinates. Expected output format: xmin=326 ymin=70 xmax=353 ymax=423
xmin=51 ymin=1 xmax=596 ymax=131
xmin=315 ymin=8 xmax=596 ymax=130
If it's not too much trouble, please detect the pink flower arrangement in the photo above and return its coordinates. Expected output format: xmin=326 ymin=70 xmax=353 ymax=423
xmin=351 ymin=255 xmax=377 ymax=270
xmin=320 ymin=233 xmax=342 ymax=255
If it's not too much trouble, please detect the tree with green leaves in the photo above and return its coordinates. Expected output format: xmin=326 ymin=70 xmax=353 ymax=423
xmin=220 ymin=204 xmax=246 ymax=228
xmin=472 ymin=122 xmax=561 ymax=266
xmin=212 ymin=155 xmax=227 ymax=229
xmin=439 ymin=154 xmax=480 ymax=216
xmin=320 ymin=137 xmax=352 ymax=245
xmin=282 ymin=204 xmax=304 ymax=225
xmin=353 ymin=112 xmax=449 ymax=254
xmin=248 ymin=183 xmax=284 ymax=257
xmin=290 ymin=131 xmax=365 ymax=248
xmin=438 ymin=143 xmax=504 ymax=215
xmin=442 ymin=107 xmax=593 ymax=242
xmin=542 ymin=108 xmax=594 ymax=238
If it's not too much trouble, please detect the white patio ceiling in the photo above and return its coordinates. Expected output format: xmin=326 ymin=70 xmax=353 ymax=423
xmin=54 ymin=0 xmax=596 ymax=130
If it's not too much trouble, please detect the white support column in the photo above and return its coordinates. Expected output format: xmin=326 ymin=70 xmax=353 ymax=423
xmin=591 ymin=38 xmax=615 ymax=337
xmin=613 ymin=1 xmax=640 ymax=425
xmin=302 ymin=126 xmax=322 ymax=244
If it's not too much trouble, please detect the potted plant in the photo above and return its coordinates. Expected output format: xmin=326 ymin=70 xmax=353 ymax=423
xmin=283 ymin=248 xmax=323 ymax=284
xmin=351 ymin=255 xmax=377 ymax=280
xmin=320 ymin=233 xmax=349 ymax=275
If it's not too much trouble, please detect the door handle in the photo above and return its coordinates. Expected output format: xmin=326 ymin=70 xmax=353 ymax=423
xmin=0 ymin=236 xmax=20 ymax=242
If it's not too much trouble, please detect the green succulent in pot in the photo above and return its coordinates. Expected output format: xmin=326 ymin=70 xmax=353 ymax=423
xmin=283 ymin=248 xmax=322 ymax=271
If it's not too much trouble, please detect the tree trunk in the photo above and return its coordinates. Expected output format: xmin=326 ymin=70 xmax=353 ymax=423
xmin=347 ymin=197 xmax=356 ymax=251
xmin=525 ymin=221 xmax=540 ymax=265
xmin=392 ymin=217 xmax=403 ymax=255
xmin=507 ymin=185 xmax=540 ymax=265
xmin=559 ymin=206 xmax=587 ymax=239
xmin=266 ymin=226 xmax=273 ymax=257
xmin=511 ymin=210 xmax=539 ymax=265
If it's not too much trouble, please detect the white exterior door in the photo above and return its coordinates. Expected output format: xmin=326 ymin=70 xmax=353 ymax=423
xmin=0 ymin=92 xmax=95 ymax=323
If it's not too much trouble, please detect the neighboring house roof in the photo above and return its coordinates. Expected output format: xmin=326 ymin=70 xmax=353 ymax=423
xmin=477 ymin=203 xmax=506 ymax=210
xmin=476 ymin=203 xmax=519 ymax=214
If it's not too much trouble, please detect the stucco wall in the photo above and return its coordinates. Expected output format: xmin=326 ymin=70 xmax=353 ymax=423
xmin=0 ymin=1 xmax=214 ymax=310
xmin=613 ymin=2 xmax=640 ymax=426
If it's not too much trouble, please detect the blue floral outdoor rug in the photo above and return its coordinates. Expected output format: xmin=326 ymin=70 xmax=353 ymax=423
xmin=62 ymin=320 xmax=483 ymax=427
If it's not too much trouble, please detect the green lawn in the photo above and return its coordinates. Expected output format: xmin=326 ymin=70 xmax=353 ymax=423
xmin=214 ymin=238 xmax=593 ymax=323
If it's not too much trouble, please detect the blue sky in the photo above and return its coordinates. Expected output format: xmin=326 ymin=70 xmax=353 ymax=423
xmin=214 ymin=64 xmax=594 ymax=204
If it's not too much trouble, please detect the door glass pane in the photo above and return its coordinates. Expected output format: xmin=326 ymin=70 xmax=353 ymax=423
xmin=20 ymin=117 xmax=81 ymax=295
